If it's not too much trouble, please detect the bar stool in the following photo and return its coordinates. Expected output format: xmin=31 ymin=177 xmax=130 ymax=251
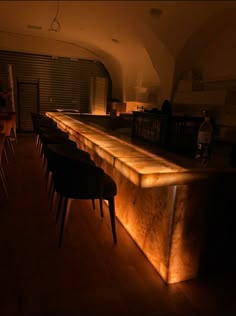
xmin=31 ymin=112 xmax=58 ymax=148
xmin=44 ymin=143 xmax=102 ymax=217
xmin=39 ymin=132 xmax=76 ymax=167
xmin=44 ymin=142 xmax=81 ymax=182
xmin=44 ymin=142 xmax=90 ymax=195
xmin=53 ymin=161 xmax=117 ymax=247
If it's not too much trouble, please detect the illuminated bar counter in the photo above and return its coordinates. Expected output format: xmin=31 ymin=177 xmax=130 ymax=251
xmin=46 ymin=112 xmax=236 ymax=284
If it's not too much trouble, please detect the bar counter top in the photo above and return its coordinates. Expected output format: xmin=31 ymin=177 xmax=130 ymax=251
xmin=46 ymin=112 xmax=235 ymax=188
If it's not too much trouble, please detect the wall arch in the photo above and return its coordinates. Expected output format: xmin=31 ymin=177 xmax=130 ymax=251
xmin=174 ymin=9 xmax=236 ymax=88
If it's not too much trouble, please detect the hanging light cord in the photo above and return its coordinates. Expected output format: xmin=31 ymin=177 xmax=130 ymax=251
xmin=49 ymin=0 xmax=61 ymax=32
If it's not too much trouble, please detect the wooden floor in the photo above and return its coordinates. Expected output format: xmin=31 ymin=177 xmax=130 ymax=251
xmin=0 ymin=133 xmax=235 ymax=316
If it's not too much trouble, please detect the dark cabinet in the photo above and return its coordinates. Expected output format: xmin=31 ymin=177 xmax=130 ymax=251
xmin=132 ymin=111 xmax=203 ymax=154
xmin=132 ymin=111 xmax=169 ymax=145
xmin=168 ymin=116 xmax=203 ymax=153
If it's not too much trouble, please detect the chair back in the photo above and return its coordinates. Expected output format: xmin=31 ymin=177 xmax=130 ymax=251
xmin=54 ymin=162 xmax=104 ymax=199
xmin=45 ymin=143 xmax=92 ymax=174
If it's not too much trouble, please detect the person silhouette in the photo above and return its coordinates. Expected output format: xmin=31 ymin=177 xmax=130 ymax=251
xmin=161 ymin=99 xmax=172 ymax=116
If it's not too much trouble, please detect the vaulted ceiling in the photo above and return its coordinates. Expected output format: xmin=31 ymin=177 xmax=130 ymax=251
xmin=1 ymin=1 xmax=236 ymax=102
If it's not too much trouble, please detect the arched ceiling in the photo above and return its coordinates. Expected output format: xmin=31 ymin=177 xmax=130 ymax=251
xmin=1 ymin=1 xmax=236 ymax=57
xmin=1 ymin=1 xmax=236 ymax=101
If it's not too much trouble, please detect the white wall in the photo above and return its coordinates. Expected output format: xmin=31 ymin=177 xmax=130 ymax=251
xmin=0 ymin=31 xmax=97 ymax=59
xmin=121 ymin=47 xmax=160 ymax=103
xmin=196 ymin=23 xmax=236 ymax=81
xmin=193 ymin=21 xmax=236 ymax=126
xmin=173 ymin=15 xmax=236 ymax=127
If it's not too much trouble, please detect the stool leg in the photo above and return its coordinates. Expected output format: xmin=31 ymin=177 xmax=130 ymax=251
xmin=99 ymin=199 xmax=104 ymax=217
xmin=35 ymin=134 xmax=39 ymax=148
xmin=108 ymin=197 xmax=117 ymax=244
xmin=12 ymin=127 xmax=17 ymax=144
xmin=56 ymin=195 xmax=63 ymax=223
xmin=0 ymin=166 xmax=8 ymax=198
xmin=0 ymin=164 xmax=7 ymax=183
xmin=6 ymin=137 xmax=14 ymax=154
xmin=36 ymin=136 xmax=41 ymax=151
xmin=42 ymin=154 xmax=47 ymax=170
xmin=58 ymin=197 xmax=71 ymax=247
xmin=48 ymin=173 xmax=54 ymax=198
xmin=50 ymin=189 xmax=56 ymax=211
xmin=92 ymin=199 xmax=95 ymax=210
xmin=45 ymin=167 xmax=50 ymax=186
xmin=3 ymin=147 xmax=8 ymax=164
xmin=39 ymin=142 xmax=43 ymax=157
xmin=9 ymin=137 xmax=14 ymax=152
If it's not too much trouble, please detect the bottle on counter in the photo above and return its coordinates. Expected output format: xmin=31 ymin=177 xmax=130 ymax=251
xmin=195 ymin=111 xmax=213 ymax=165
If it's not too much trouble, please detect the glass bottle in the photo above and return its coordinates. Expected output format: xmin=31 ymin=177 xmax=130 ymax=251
xmin=195 ymin=112 xmax=213 ymax=165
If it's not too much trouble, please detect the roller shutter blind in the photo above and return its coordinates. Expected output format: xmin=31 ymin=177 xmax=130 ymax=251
xmin=0 ymin=50 xmax=111 ymax=131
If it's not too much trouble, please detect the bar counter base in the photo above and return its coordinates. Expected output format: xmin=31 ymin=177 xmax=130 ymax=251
xmin=46 ymin=112 xmax=234 ymax=284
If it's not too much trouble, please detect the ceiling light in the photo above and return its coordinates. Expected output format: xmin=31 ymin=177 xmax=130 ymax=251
xmin=149 ymin=8 xmax=163 ymax=18
xmin=112 ymin=38 xmax=120 ymax=43
xmin=27 ymin=24 xmax=42 ymax=30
